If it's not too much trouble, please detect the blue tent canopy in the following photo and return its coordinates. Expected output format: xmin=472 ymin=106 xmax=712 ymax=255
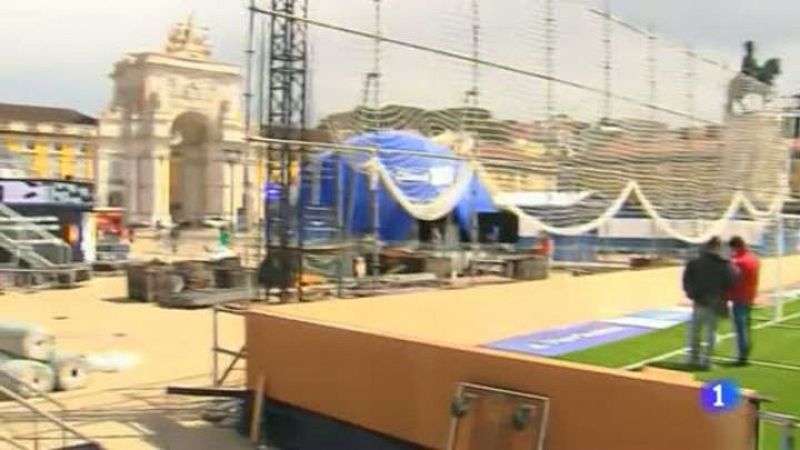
xmin=301 ymin=131 xmax=496 ymax=242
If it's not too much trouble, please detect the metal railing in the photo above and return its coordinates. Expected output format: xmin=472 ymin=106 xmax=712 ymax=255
xmin=0 ymin=203 xmax=72 ymax=269
xmin=211 ymin=302 xmax=249 ymax=388
xmin=0 ymin=233 xmax=60 ymax=269
xmin=0 ymin=204 xmax=68 ymax=249
xmin=0 ymin=381 xmax=97 ymax=450
xmin=760 ymin=411 xmax=798 ymax=450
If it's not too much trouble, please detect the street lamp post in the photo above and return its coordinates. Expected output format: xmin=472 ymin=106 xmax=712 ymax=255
xmin=223 ymin=149 xmax=238 ymax=229
xmin=135 ymin=154 xmax=143 ymax=226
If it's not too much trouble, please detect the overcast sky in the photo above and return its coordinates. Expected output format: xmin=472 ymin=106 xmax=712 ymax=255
xmin=0 ymin=0 xmax=796 ymax=123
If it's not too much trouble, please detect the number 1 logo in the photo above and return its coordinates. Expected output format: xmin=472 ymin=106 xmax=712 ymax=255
xmin=712 ymin=384 xmax=724 ymax=408
xmin=701 ymin=380 xmax=741 ymax=413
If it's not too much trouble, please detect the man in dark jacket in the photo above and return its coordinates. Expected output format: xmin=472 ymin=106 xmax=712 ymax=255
xmin=682 ymin=237 xmax=736 ymax=370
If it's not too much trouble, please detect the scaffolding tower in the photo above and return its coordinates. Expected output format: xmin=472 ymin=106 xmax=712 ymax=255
xmin=253 ymin=0 xmax=310 ymax=302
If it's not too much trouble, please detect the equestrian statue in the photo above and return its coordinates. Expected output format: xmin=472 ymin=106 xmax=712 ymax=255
xmin=726 ymin=41 xmax=781 ymax=115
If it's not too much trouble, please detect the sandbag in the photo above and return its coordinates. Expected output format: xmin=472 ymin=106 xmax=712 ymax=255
xmin=0 ymin=355 xmax=56 ymax=398
xmin=0 ymin=322 xmax=55 ymax=361
xmin=50 ymin=354 xmax=90 ymax=391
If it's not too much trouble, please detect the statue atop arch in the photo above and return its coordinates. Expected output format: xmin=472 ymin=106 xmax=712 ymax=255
xmin=164 ymin=14 xmax=211 ymax=61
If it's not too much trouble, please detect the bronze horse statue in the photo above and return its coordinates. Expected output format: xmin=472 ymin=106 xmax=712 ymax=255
xmin=726 ymin=41 xmax=781 ymax=114
xmin=741 ymin=41 xmax=781 ymax=85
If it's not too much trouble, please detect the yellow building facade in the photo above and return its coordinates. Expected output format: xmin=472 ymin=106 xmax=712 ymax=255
xmin=0 ymin=103 xmax=98 ymax=182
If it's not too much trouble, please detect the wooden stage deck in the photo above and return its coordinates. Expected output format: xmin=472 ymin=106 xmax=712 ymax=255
xmin=260 ymin=254 xmax=800 ymax=347
xmin=243 ymin=257 xmax=800 ymax=450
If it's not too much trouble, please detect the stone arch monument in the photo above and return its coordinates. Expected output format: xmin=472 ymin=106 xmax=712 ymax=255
xmin=96 ymin=16 xmax=254 ymax=226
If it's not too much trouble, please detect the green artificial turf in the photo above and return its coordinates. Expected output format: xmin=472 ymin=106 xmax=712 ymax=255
xmin=558 ymin=298 xmax=800 ymax=449
xmin=558 ymin=316 xmax=735 ymax=368
xmin=560 ymin=298 xmax=800 ymax=369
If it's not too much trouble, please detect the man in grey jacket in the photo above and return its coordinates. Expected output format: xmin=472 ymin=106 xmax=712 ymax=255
xmin=682 ymin=237 xmax=736 ymax=370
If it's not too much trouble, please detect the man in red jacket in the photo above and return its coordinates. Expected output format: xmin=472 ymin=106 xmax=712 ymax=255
xmin=727 ymin=236 xmax=760 ymax=365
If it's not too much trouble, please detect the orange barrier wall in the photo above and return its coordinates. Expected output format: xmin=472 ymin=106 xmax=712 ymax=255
xmin=247 ymin=311 xmax=757 ymax=450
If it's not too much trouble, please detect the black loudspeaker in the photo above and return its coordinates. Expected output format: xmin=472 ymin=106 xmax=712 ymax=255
xmin=257 ymin=249 xmax=299 ymax=291
xmin=478 ymin=212 xmax=519 ymax=244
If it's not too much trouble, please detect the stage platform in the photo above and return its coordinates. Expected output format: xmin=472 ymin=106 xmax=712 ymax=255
xmin=245 ymin=256 xmax=800 ymax=450
xmin=257 ymin=253 xmax=800 ymax=346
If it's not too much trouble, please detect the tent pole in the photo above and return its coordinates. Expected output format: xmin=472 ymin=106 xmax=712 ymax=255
xmin=469 ymin=154 xmax=478 ymax=283
xmin=465 ymin=0 xmax=481 ymax=283
xmin=443 ymin=196 xmax=455 ymax=282
xmin=470 ymin=183 xmax=477 ymax=282
xmin=296 ymin=152 xmax=305 ymax=302
xmin=371 ymin=151 xmax=380 ymax=288
xmin=335 ymin=157 xmax=344 ymax=298
xmin=776 ymin=213 xmax=785 ymax=321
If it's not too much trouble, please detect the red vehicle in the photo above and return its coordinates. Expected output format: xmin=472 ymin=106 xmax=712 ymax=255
xmin=93 ymin=207 xmax=131 ymax=265
xmin=94 ymin=207 xmax=128 ymax=240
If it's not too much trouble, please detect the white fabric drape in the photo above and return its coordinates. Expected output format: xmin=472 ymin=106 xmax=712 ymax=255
xmin=505 ymin=179 xmax=786 ymax=244
xmin=360 ymin=157 xmax=477 ymax=222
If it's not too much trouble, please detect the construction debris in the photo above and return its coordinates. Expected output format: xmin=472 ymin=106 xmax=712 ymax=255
xmin=126 ymin=257 xmax=256 ymax=308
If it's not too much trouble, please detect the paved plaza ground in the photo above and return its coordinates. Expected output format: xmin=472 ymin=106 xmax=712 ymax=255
xmin=0 ymin=275 xmax=251 ymax=450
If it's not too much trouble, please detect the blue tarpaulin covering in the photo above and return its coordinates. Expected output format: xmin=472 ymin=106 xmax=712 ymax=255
xmin=301 ymin=131 xmax=496 ymax=242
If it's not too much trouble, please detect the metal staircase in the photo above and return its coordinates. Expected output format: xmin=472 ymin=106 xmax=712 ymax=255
xmin=0 ymin=203 xmax=71 ymax=265
xmin=0 ymin=203 xmax=85 ymax=287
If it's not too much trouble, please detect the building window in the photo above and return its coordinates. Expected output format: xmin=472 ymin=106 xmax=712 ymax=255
xmin=110 ymin=159 xmax=124 ymax=176
xmin=108 ymin=191 xmax=124 ymax=207
xmin=49 ymin=155 xmax=60 ymax=178
xmin=109 ymin=159 xmax=126 ymax=185
xmin=19 ymin=152 xmax=33 ymax=171
xmin=74 ymin=159 xmax=85 ymax=179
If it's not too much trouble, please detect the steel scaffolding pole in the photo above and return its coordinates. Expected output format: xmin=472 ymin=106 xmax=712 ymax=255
xmin=255 ymin=0 xmax=309 ymax=302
